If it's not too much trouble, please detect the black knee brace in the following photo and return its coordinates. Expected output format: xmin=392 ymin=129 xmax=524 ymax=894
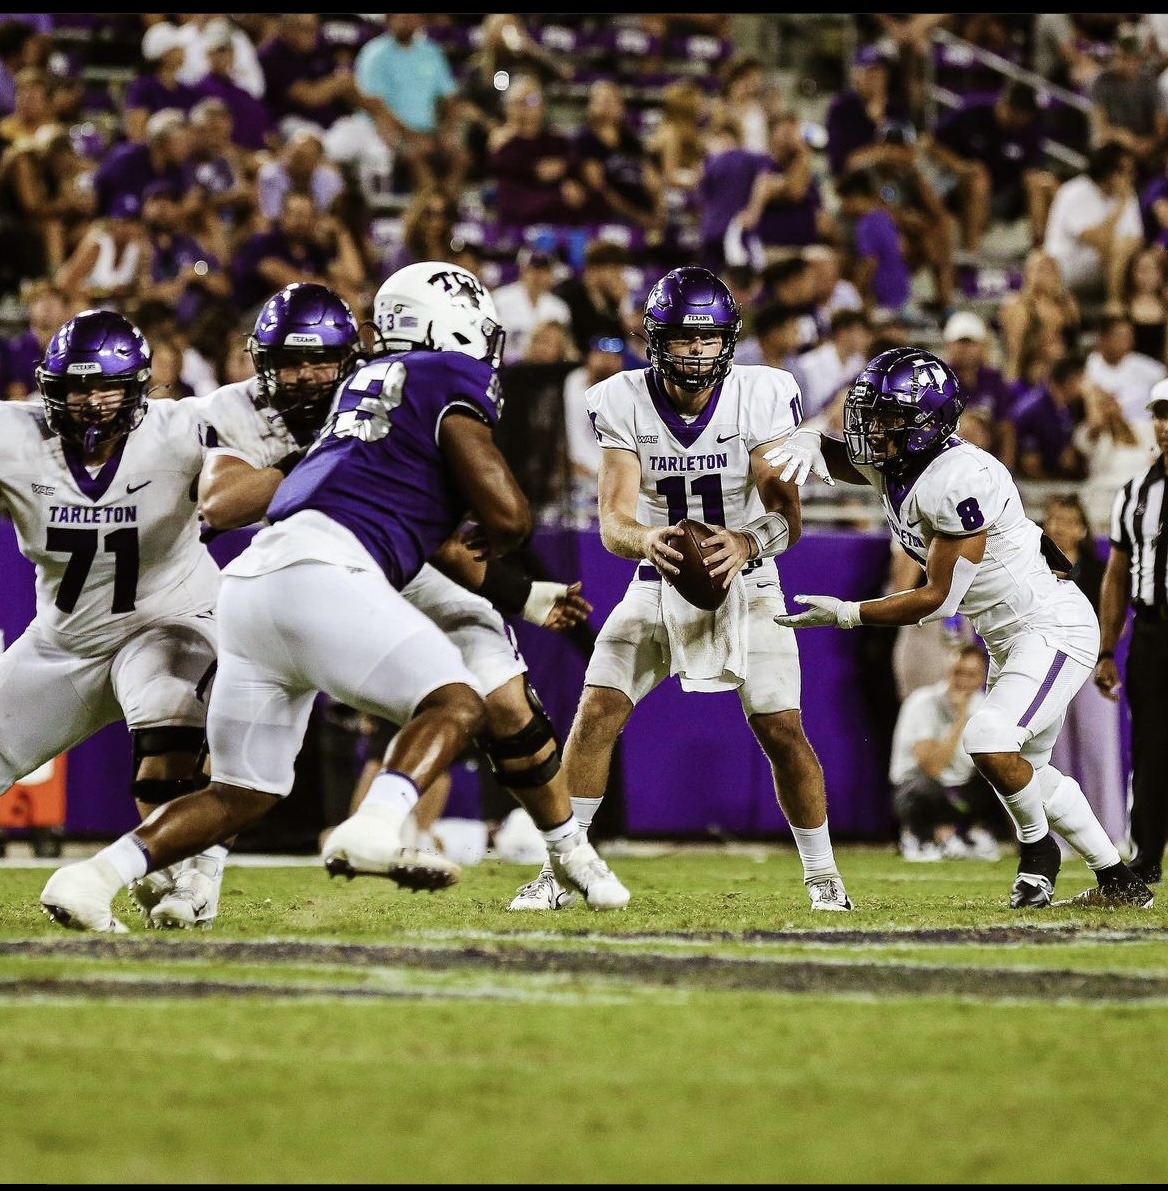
xmin=131 ymin=726 xmax=210 ymax=806
xmin=481 ymin=681 xmax=561 ymax=790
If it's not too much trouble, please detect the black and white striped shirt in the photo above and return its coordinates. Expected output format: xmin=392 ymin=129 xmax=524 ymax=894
xmin=1109 ymin=456 xmax=1168 ymax=613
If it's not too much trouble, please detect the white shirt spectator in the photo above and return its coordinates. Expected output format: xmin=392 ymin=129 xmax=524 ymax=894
xmin=889 ymin=679 xmax=985 ymax=789
xmin=174 ymin=16 xmax=266 ymax=99
xmin=789 ymin=340 xmax=867 ymax=420
xmin=1085 ymin=345 xmax=1167 ymax=425
xmin=492 ymin=250 xmax=573 ymax=366
xmin=1043 ymin=170 xmax=1142 ymax=293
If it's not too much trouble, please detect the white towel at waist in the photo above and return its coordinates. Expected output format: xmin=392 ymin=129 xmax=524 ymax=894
xmin=661 ymin=571 xmax=749 ymax=693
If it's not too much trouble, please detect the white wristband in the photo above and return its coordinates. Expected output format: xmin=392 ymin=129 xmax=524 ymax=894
xmin=836 ymin=600 xmax=863 ymax=629
xmin=522 ymin=580 xmax=568 ymax=625
xmin=741 ymin=512 xmax=790 ymax=559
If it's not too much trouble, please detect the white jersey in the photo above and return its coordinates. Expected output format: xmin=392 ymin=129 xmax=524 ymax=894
xmin=858 ymin=439 xmax=1097 ymax=665
xmin=189 ymin=378 xmax=301 ymax=470
xmin=587 ymin=363 xmax=803 ymax=575
xmin=0 ymin=398 xmax=220 ymax=657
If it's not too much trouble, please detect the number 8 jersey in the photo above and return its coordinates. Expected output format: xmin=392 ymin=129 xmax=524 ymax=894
xmin=856 ymin=438 xmax=1098 ymax=666
xmin=0 ymin=399 xmax=219 ymax=657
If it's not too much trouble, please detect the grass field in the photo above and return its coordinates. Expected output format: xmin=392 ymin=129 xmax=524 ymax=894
xmin=2 ymin=841 xmax=1167 ymax=1184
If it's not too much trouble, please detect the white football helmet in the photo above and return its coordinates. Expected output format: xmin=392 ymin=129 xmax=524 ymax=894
xmin=372 ymin=260 xmax=506 ymax=368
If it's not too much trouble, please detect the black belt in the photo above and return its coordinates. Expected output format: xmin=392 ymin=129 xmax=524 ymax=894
xmin=636 ymin=559 xmax=765 ymax=582
xmin=1134 ymin=605 xmax=1168 ymax=623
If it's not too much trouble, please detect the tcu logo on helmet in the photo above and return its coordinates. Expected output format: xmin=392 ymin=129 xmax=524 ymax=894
xmin=428 ymin=268 xmax=486 ymax=307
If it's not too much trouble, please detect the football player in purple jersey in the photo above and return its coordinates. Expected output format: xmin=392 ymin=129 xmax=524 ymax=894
xmin=42 ymin=264 xmax=627 ymax=931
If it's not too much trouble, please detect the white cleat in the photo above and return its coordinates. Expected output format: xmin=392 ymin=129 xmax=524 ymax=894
xmin=41 ymin=858 xmax=129 ymax=933
xmin=323 ymin=802 xmax=461 ymax=892
xmin=508 ymin=862 xmax=578 ymax=911
xmin=150 ymin=856 xmax=221 ymax=929
xmin=128 ymin=866 xmax=178 ymax=922
xmin=549 ymin=833 xmax=630 ymax=911
xmin=807 ymin=875 xmax=854 ymax=911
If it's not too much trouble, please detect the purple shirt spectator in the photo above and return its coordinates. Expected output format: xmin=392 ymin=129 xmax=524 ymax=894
xmin=696 ymin=146 xmax=767 ymax=271
xmin=92 ymin=139 xmax=190 ymax=219
xmin=1009 ymin=383 xmax=1076 ymax=475
xmin=931 ymin=95 xmax=1044 ymax=192
xmin=854 ymin=206 xmax=910 ymax=311
xmin=957 ymin=362 xmax=1016 ymax=424
xmin=825 ymin=89 xmax=910 ymax=179
xmin=192 ymin=72 xmax=271 ymax=152
xmin=230 ymin=227 xmax=332 ymax=314
xmin=259 ymin=28 xmax=348 ymax=131
xmin=0 ymin=327 xmax=40 ymax=394
xmin=572 ymin=123 xmax=657 ymax=225
xmin=124 ymin=74 xmax=200 ymax=122
xmin=488 ymin=129 xmax=583 ymax=227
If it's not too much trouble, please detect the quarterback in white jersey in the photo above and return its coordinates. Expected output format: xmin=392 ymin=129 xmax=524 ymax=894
xmin=0 ymin=309 xmax=230 ymax=930
xmin=767 ymin=344 xmax=1153 ymax=909
xmin=509 ymin=266 xmax=854 ymax=913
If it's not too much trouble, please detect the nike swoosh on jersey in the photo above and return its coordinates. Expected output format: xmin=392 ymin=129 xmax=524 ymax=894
xmin=127 ymin=481 xmax=152 ymax=494
xmin=716 ymin=432 xmax=739 ymax=443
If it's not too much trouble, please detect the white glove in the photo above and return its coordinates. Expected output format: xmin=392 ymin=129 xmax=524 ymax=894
xmin=773 ymin=594 xmax=862 ymax=629
xmin=763 ymin=427 xmax=835 ymax=486
xmin=522 ymin=580 xmax=569 ymax=625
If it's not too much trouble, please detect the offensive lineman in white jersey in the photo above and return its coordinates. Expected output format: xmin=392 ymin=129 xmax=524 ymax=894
xmin=184 ymin=281 xmax=627 ymax=914
xmin=509 ymin=266 xmax=854 ymax=912
xmin=0 ymin=309 xmax=229 ymax=927
xmin=767 ymin=345 xmax=1153 ymax=908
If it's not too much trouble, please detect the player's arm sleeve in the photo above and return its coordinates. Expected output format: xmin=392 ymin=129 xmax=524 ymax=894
xmin=587 ymin=377 xmax=638 ymax=452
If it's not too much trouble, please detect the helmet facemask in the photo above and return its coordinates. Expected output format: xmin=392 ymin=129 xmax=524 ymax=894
xmin=642 ymin=266 xmax=741 ymax=393
xmin=248 ymin=283 xmax=361 ymax=446
xmin=249 ymin=341 xmax=356 ymax=446
xmin=41 ymin=374 xmax=148 ymax=452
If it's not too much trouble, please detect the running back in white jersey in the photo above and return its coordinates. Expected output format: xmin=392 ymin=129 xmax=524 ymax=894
xmin=857 ymin=439 xmax=1097 ymax=664
xmin=0 ymin=398 xmax=220 ymax=656
xmin=587 ymin=363 xmax=803 ymax=547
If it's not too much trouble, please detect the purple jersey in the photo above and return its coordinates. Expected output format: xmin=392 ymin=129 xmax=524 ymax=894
xmin=267 ymin=350 xmax=500 ymax=588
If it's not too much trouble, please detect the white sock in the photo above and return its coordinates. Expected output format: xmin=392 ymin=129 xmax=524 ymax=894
xmin=97 ymin=834 xmax=150 ymax=885
xmin=790 ymin=823 xmax=838 ymax=882
xmin=361 ymin=770 xmax=420 ymax=816
xmin=1040 ymin=767 xmax=1121 ymax=870
xmin=542 ymin=817 xmax=581 ymax=852
xmin=997 ymin=771 xmax=1049 ymax=843
xmin=570 ymin=796 xmax=603 ymax=830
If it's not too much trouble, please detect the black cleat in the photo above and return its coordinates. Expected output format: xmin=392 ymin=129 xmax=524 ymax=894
xmin=1128 ymin=860 xmax=1162 ymax=886
xmin=1054 ymin=865 xmax=1154 ymax=909
xmin=1009 ymin=834 xmax=1062 ymax=909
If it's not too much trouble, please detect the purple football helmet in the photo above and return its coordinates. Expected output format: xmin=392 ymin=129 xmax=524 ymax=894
xmin=248 ymin=282 xmax=361 ymax=445
xmin=643 ymin=266 xmax=741 ymax=392
xmin=36 ymin=309 xmax=151 ymax=452
xmin=843 ymin=346 xmax=965 ymax=473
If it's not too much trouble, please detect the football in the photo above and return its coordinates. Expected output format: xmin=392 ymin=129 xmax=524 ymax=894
xmin=670 ymin=518 xmax=727 ymax=611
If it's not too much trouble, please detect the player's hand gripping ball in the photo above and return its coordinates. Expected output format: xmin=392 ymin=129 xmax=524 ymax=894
xmin=671 ymin=518 xmax=727 ymax=611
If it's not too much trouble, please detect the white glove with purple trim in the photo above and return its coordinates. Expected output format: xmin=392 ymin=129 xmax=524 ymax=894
xmin=763 ymin=427 xmax=835 ymax=486
xmin=773 ymin=594 xmax=863 ymax=629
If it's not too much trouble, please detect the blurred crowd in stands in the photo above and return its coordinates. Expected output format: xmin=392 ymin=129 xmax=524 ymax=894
xmin=2 ymin=13 xmax=1168 ymax=531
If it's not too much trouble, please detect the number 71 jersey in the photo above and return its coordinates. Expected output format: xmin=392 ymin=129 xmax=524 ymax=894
xmin=0 ymin=399 xmax=219 ymax=655
xmin=586 ymin=364 xmax=803 ymax=531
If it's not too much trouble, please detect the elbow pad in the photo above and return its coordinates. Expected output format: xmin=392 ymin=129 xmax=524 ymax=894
xmin=918 ymin=555 xmax=978 ymax=625
xmin=741 ymin=512 xmax=790 ymax=559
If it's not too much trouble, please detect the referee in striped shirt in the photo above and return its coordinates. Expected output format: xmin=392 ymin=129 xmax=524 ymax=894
xmin=1095 ymin=381 xmax=1168 ymax=886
